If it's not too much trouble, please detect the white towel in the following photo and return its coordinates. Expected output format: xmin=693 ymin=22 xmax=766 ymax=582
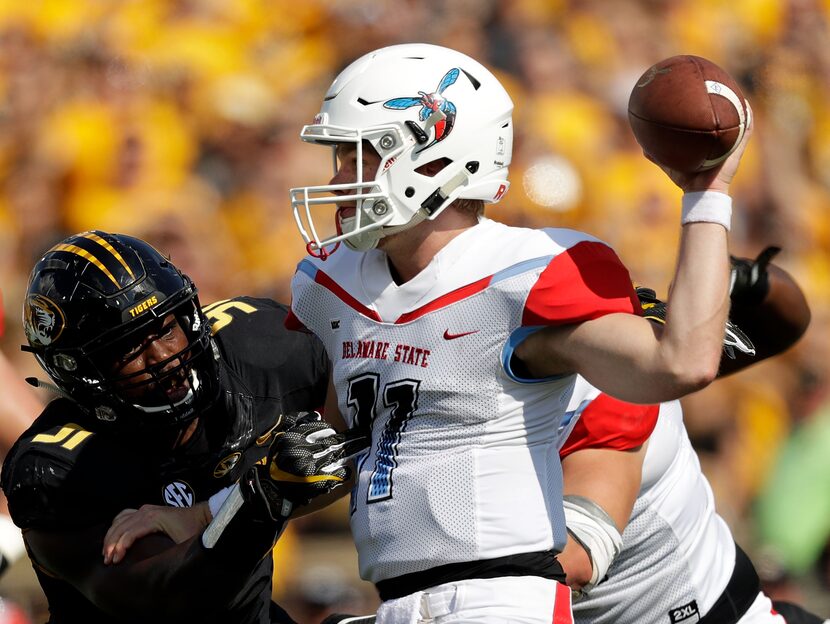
xmin=376 ymin=591 xmax=423 ymax=624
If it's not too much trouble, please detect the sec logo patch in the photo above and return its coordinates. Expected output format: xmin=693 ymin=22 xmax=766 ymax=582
xmin=163 ymin=481 xmax=195 ymax=508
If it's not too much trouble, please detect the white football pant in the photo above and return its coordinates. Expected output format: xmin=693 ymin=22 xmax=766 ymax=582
xmin=376 ymin=576 xmax=573 ymax=624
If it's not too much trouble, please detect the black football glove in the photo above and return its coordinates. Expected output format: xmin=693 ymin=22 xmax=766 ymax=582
xmin=241 ymin=418 xmax=369 ymax=523
xmin=271 ymin=410 xmax=321 ymax=433
xmin=636 ymin=286 xmax=666 ymax=324
xmin=635 ymin=286 xmax=755 ymax=360
xmin=730 ymin=245 xmax=781 ymax=306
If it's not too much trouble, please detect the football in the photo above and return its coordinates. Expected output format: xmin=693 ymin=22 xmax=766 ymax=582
xmin=628 ymin=55 xmax=749 ymax=173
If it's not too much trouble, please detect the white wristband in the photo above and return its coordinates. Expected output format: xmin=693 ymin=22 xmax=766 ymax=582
xmin=681 ymin=191 xmax=732 ymax=231
xmin=208 ymin=486 xmax=234 ymax=519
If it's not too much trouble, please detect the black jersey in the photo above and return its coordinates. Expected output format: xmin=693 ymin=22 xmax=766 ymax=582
xmin=1 ymin=297 xmax=329 ymax=623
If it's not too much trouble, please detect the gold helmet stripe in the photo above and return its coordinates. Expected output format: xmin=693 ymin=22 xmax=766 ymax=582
xmin=81 ymin=232 xmax=136 ymax=279
xmin=51 ymin=244 xmax=121 ymax=287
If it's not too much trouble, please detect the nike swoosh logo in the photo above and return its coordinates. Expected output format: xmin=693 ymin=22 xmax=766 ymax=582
xmin=443 ymin=329 xmax=480 ymax=340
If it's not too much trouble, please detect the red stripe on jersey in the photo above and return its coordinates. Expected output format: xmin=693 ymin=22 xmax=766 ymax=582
xmin=552 ymin=581 xmax=573 ymax=624
xmin=522 ymin=241 xmax=639 ymax=327
xmin=313 ymin=269 xmax=383 ymax=322
xmin=395 ymin=275 xmax=492 ymax=324
xmin=559 ymin=393 xmax=659 ymax=459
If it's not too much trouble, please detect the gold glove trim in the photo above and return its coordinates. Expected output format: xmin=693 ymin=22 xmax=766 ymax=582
xmin=268 ymin=465 xmax=345 ymax=484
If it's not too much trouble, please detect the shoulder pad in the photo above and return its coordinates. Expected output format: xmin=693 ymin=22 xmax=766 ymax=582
xmin=1 ymin=402 xmax=116 ymax=530
xmin=208 ymin=297 xmax=328 ymax=411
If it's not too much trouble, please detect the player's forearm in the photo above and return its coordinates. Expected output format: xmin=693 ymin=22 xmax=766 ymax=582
xmin=557 ymin=535 xmax=594 ymax=590
xmin=562 ymin=447 xmax=644 ymax=531
xmin=559 ymin=447 xmax=644 ymax=596
xmin=91 ymin=508 xmax=279 ymax=618
xmin=292 ymin=471 xmax=354 ymax=518
xmin=659 ymin=220 xmax=731 ymax=389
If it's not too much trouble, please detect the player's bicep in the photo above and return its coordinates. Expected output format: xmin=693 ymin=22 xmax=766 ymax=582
xmin=517 ymin=313 xmax=667 ymax=400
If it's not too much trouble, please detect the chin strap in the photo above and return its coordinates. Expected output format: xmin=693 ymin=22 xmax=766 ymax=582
xmin=356 ymin=169 xmax=471 ymax=250
xmin=25 ymin=377 xmax=74 ymax=401
xmin=420 ymin=170 xmax=470 ymax=215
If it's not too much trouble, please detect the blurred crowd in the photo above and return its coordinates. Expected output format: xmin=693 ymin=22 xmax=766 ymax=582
xmin=0 ymin=0 xmax=828 ymax=620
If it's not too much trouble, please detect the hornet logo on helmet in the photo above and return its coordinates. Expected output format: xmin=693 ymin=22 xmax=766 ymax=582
xmin=384 ymin=68 xmax=459 ymax=151
xmin=24 ymin=294 xmax=66 ymax=347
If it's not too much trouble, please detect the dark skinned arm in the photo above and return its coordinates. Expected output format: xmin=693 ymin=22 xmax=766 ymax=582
xmin=24 ymin=501 xmax=278 ymax=619
xmin=636 ymin=249 xmax=810 ymax=378
xmin=719 ymin=251 xmax=810 ymax=375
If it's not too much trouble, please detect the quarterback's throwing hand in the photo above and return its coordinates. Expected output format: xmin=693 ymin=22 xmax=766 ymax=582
xmin=241 ymin=420 xmax=368 ymax=522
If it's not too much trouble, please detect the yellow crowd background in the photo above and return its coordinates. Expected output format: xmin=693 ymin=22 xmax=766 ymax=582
xmin=0 ymin=0 xmax=828 ymax=621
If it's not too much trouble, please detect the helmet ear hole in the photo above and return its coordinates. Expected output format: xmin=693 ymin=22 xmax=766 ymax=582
xmin=405 ymin=187 xmax=415 ymax=198
xmin=415 ymin=157 xmax=452 ymax=177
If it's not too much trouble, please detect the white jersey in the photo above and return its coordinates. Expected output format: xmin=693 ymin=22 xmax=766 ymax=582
xmin=289 ymin=218 xmax=639 ymax=583
xmin=561 ymin=377 xmax=779 ymax=624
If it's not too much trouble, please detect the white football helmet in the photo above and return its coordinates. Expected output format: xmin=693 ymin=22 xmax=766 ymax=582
xmin=290 ymin=43 xmax=514 ymax=255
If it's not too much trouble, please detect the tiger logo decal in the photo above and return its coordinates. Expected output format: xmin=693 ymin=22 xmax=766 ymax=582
xmin=24 ymin=294 xmax=66 ymax=347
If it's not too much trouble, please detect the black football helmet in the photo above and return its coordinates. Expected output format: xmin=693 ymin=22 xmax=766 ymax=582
xmin=22 ymin=230 xmax=219 ymax=430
